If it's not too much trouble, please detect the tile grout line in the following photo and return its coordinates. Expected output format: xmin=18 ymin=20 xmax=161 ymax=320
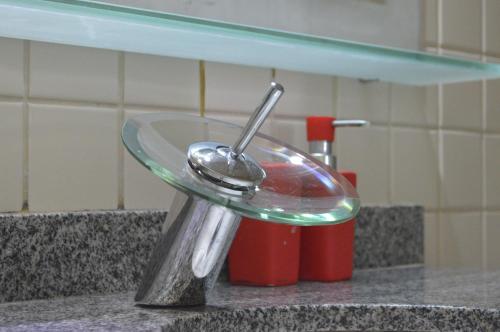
xmin=26 ymin=97 xmax=118 ymax=108
xmin=418 ymin=0 xmax=425 ymax=50
xmin=332 ymin=76 xmax=338 ymax=118
xmin=438 ymin=44 xmax=486 ymax=57
xmin=387 ymin=84 xmax=394 ymax=205
xmin=425 ymin=207 xmax=500 ymax=213
xmin=199 ymin=60 xmax=205 ymax=118
xmin=23 ymin=94 xmax=500 ymax=136
xmin=481 ymin=0 xmax=488 ymax=270
xmin=232 ymin=114 xmax=500 ymax=135
xmin=331 ymin=76 xmax=338 ymax=154
xmin=436 ymin=84 xmax=443 ymax=267
xmin=482 ymin=0 xmax=487 ymax=56
xmin=120 ymin=104 xmax=197 ymax=113
xmin=429 ymin=207 xmax=500 ymax=213
xmin=2 ymin=100 xmax=499 ymax=135
xmin=435 ymin=0 xmax=442 ymax=267
xmin=481 ymin=77 xmax=487 ymax=270
xmin=14 ymin=93 xmax=475 ymax=131
xmin=424 ymin=40 xmax=500 ymax=59
xmin=437 ymin=0 xmax=442 ymax=47
xmin=21 ymin=40 xmax=30 ymax=211
xmin=0 ymin=95 xmax=23 ymax=102
xmin=117 ymin=52 xmax=125 ymax=209
xmin=417 ymin=14 xmax=434 ymax=264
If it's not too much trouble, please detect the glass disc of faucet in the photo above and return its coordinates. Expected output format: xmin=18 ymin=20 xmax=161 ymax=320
xmin=122 ymin=112 xmax=360 ymax=226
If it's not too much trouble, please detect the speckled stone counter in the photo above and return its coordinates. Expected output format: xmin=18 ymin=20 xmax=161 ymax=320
xmin=1 ymin=265 xmax=499 ymax=331
xmin=0 ymin=206 xmax=422 ymax=303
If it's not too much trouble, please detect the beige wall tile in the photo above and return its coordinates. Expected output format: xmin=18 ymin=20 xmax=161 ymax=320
xmin=0 ymin=102 xmax=23 ymax=212
xmin=485 ymin=135 xmax=500 ymax=208
xmin=485 ymin=0 xmax=500 ymax=55
xmin=337 ymin=78 xmax=389 ymax=124
xmin=337 ymin=126 xmax=390 ymax=205
xmin=123 ymin=109 xmax=185 ymax=210
xmin=274 ymin=70 xmax=335 ymax=117
xmin=0 ymin=38 xmax=24 ymax=97
xmin=29 ymin=104 xmax=118 ymax=211
xmin=30 ymin=42 xmax=119 ymax=103
xmin=423 ymin=0 xmax=438 ymax=46
xmin=206 ymin=113 xmax=272 ymax=136
xmin=424 ymin=212 xmax=439 ymax=267
xmin=486 ymin=73 xmax=500 ymax=133
xmin=124 ymin=53 xmax=198 ymax=109
xmin=269 ymin=118 xmax=308 ymax=153
xmin=390 ymin=85 xmax=438 ymax=127
xmin=391 ymin=128 xmax=439 ymax=208
xmin=206 ymin=113 xmax=247 ymax=127
xmin=487 ymin=81 xmax=500 ymax=132
xmin=442 ymin=0 xmax=482 ymax=52
xmin=442 ymin=81 xmax=482 ymax=131
xmin=205 ymin=62 xmax=270 ymax=113
xmin=124 ymin=150 xmax=177 ymax=210
xmin=439 ymin=212 xmax=482 ymax=268
xmin=485 ymin=212 xmax=500 ymax=270
xmin=441 ymin=131 xmax=482 ymax=209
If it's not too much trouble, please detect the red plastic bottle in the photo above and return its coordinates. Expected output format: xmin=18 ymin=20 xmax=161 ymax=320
xmin=299 ymin=116 xmax=362 ymax=282
xmin=300 ymin=173 xmax=357 ymax=281
xmin=228 ymin=163 xmax=302 ymax=286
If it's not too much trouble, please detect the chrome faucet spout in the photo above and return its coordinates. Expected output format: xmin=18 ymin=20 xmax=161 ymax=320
xmin=135 ymin=191 xmax=241 ymax=306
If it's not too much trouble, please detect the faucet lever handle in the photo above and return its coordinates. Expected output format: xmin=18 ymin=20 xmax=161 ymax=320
xmin=231 ymin=82 xmax=284 ymax=158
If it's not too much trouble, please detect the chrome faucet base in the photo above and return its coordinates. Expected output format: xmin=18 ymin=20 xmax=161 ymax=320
xmin=135 ymin=190 xmax=241 ymax=306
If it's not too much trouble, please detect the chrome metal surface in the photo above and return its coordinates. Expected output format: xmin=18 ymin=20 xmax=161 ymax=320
xmin=187 ymin=141 xmax=265 ymax=190
xmin=332 ymin=119 xmax=370 ymax=127
xmin=231 ymin=82 xmax=284 ymax=157
xmin=135 ymin=191 xmax=241 ymax=306
xmin=309 ymin=141 xmax=332 ymax=155
xmin=309 ymin=140 xmax=336 ymax=168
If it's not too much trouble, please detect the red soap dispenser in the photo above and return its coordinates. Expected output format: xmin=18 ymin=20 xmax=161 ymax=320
xmin=299 ymin=116 xmax=368 ymax=282
xmin=228 ymin=163 xmax=302 ymax=286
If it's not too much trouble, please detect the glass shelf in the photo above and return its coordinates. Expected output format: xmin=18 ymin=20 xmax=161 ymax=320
xmin=1 ymin=0 xmax=500 ymax=86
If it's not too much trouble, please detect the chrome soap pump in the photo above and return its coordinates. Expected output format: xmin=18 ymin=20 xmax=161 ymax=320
xmin=306 ymin=117 xmax=369 ymax=168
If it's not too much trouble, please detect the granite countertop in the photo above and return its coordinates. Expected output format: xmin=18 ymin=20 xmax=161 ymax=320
xmin=1 ymin=265 xmax=499 ymax=331
xmin=0 ymin=207 xmax=423 ymax=303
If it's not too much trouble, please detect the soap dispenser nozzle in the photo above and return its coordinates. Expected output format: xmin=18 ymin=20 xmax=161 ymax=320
xmin=306 ymin=117 xmax=369 ymax=169
xmin=332 ymin=119 xmax=369 ymax=127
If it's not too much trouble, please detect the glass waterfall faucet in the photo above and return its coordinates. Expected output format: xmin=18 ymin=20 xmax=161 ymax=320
xmin=122 ymin=82 xmax=360 ymax=306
